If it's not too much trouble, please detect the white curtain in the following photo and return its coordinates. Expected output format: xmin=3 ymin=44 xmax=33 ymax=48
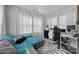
xmin=59 ymin=15 xmax=67 ymax=29
xmin=33 ymin=16 xmax=43 ymax=33
xmin=47 ymin=17 xmax=57 ymax=28
xmin=19 ymin=8 xmax=43 ymax=35
xmin=51 ymin=17 xmax=57 ymax=28
xmin=58 ymin=12 xmax=75 ymax=29
xmin=19 ymin=8 xmax=23 ymax=34
xmin=19 ymin=8 xmax=32 ymax=35
xmin=66 ymin=11 xmax=76 ymax=25
xmin=47 ymin=18 xmax=52 ymax=28
xmin=25 ymin=15 xmax=32 ymax=34
xmin=0 ymin=5 xmax=4 ymax=35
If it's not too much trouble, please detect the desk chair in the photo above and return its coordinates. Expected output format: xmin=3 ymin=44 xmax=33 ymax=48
xmin=53 ymin=26 xmax=61 ymax=49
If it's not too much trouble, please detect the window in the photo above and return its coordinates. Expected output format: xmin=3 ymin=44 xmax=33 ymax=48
xmin=47 ymin=18 xmax=52 ymax=28
xmin=19 ymin=8 xmax=43 ymax=35
xmin=66 ymin=11 xmax=76 ymax=25
xmin=47 ymin=17 xmax=57 ymax=28
xmin=51 ymin=17 xmax=57 ymax=28
xmin=19 ymin=9 xmax=23 ymax=34
xmin=26 ymin=16 xmax=32 ymax=34
xmin=33 ymin=16 xmax=43 ymax=33
xmin=19 ymin=9 xmax=32 ymax=34
xmin=59 ymin=15 xmax=67 ymax=29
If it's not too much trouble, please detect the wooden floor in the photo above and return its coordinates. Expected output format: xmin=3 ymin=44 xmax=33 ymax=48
xmin=37 ymin=39 xmax=70 ymax=54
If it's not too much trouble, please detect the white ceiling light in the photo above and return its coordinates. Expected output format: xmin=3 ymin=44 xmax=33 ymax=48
xmin=38 ymin=9 xmax=45 ymax=13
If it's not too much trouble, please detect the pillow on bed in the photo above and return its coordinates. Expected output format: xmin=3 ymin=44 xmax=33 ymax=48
xmin=13 ymin=35 xmax=23 ymax=42
xmin=14 ymin=34 xmax=32 ymax=44
xmin=15 ymin=36 xmax=27 ymax=44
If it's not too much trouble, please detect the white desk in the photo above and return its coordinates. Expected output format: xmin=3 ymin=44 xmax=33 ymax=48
xmin=61 ymin=33 xmax=78 ymax=40
xmin=60 ymin=33 xmax=78 ymax=48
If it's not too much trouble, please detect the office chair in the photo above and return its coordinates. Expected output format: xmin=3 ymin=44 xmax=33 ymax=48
xmin=53 ymin=26 xmax=61 ymax=49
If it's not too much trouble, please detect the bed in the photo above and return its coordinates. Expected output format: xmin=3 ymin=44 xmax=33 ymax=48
xmin=0 ymin=33 xmax=44 ymax=54
xmin=14 ymin=34 xmax=44 ymax=54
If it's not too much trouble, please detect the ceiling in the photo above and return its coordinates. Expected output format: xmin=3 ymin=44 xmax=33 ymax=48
xmin=16 ymin=5 xmax=73 ymax=16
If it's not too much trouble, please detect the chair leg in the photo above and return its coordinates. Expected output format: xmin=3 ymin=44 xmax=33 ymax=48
xmin=57 ymin=42 xmax=60 ymax=49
